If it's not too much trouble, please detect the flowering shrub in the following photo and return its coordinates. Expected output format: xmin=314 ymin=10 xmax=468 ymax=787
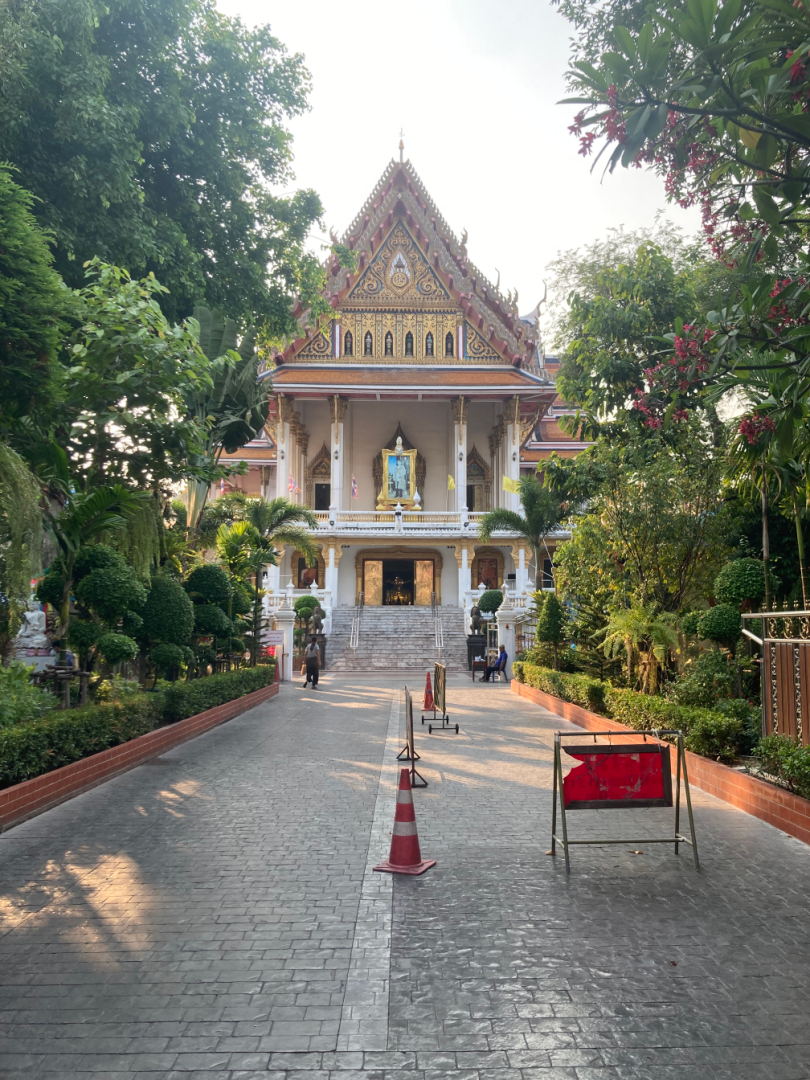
xmin=0 ymin=661 xmax=58 ymax=728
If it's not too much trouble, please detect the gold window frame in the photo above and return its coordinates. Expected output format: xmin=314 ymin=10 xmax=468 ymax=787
xmin=381 ymin=448 xmax=417 ymax=507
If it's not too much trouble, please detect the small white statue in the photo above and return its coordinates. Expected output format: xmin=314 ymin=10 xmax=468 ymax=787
xmin=395 ymin=436 xmax=404 ymax=457
xmin=15 ymin=600 xmax=50 ymax=650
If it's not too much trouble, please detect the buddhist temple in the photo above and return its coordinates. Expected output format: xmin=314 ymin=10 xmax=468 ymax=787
xmin=216 ymin=149 xmax=587 ymax=652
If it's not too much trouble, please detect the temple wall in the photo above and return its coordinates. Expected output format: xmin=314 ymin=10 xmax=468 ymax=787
xmin=343 ymin=400 xmax=454 ymax=511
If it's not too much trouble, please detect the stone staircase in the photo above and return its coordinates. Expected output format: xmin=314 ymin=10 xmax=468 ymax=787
xmin=327 ymin=606 xmax=469 ymax=672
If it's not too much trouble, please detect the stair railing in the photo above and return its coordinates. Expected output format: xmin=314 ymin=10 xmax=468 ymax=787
xmin=350 ymin=591 xmax=364 ymax=650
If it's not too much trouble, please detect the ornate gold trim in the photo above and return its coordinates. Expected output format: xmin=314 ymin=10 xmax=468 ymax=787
xmin=373 ymin=425 xmax=426 ymax=506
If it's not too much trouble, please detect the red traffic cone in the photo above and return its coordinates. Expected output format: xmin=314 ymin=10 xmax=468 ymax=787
xmin=374 ymin=768 xmax=436 ymax=876
xmin=423 ymin=671 xmax=434 ymax=711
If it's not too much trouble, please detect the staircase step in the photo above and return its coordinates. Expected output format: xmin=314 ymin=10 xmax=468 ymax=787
xmin=326 ymin=606 xmax=469 ymax=672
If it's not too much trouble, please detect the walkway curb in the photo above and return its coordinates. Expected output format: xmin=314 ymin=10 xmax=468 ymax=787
xmin=512 ymin=679 xmax=810 ymax=847
xmin=0 ymin=681 xmax=279 ymax=833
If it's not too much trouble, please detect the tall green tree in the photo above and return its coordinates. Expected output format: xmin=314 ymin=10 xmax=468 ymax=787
xmin=0 ymin=442 xmax=42 ymax=647
xmin=182 ymin=306 xmax=270 ymax=534
xmin=477 ymin=476 xmax=567 ymax=590
xmin=0 ymin=0 xmax=324 ymax=328
xmin=0 ymin=165 xmax=65 ymax=426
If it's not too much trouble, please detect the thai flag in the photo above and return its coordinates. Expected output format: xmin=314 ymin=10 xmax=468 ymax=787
xmin=351 ymin=475 xmax=358 ymax=500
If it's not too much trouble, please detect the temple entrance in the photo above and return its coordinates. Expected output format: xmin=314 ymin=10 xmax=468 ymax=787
xmin=360 ymin=551 xmax=438 ymax=605
xmin=383 ymin=560 xmax=414 ymax=605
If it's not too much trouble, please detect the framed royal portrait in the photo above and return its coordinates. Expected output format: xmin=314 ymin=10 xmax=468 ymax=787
xmin=381 ymin=448 xmax=417 ymax=507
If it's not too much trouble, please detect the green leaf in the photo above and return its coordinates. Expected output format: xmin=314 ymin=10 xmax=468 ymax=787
xmin=752 ymin=187 xmax=782 ymax=226
xmin=637 ymin=23 xmax=654 ymax=66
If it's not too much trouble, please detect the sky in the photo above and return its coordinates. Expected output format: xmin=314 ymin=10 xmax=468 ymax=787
xmin=218 ymin=0 xmax=701 ymax=339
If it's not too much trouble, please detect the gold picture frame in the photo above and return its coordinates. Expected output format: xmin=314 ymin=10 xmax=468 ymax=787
xmin=381 ymin=448 xmax=417 ymax=507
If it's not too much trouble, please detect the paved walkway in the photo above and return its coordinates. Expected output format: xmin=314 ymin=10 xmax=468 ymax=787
xmin=2 ymin=675 xmax=810 ymax=1079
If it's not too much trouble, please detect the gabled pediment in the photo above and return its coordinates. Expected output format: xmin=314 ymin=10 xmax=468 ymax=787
xmin=346 ymin=222 xmax=451 ymax=308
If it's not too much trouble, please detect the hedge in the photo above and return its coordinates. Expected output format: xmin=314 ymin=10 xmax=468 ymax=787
xmin=756 ymin=735 xmax=810 ymax=799
xmin=512 ymin=661 xmax=753 ymax=762
xmin=0 ymin=695 xmax=163 ymax=788
xmin=161 ymin=664 xmax=275 ymax=723
xmin=0 ymin=662 xmax=276 ymax=790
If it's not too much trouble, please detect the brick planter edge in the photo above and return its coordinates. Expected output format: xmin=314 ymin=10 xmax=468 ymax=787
xmin=512 ymin=679 xmax=810 ymax=847
xmin=0 ymin=681 xmax=279 ymax=833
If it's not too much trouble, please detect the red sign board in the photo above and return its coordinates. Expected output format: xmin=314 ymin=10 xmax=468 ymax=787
xmin=562 ymin=743 xmax=673 ymax=809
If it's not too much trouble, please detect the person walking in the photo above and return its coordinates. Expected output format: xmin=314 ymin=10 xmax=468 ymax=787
xmin=303 ymin=636 xmax=320 ymax=689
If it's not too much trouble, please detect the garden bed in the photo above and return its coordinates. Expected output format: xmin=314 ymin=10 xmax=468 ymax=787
xmin=512 ymin=679 xmax=810 ymax=847
xmin=0 ymin=666 xmax=277 ymax=832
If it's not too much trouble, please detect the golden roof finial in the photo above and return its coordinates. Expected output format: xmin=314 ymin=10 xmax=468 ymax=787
xmin=398 ymin=128 xmax=405 ymax=162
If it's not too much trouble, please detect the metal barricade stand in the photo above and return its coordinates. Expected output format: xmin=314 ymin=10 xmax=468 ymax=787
xmin=421 ymin=662 xmax=458 ymax=734
xmin=398 ymin=686 xmax=427 ymax=787
xmin=551 ymin=729 xmax=699 ymax=874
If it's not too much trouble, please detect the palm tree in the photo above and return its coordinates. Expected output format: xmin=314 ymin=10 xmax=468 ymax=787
xmin=43 ymin=486 xmax=146 ymax=664
xmin=243 ymin=497 xmax=319 ymax=567
xmin=477 ymin=475 xmax=566 ymax=590
xmin=599 ymin=602 xmax=679 ymax=695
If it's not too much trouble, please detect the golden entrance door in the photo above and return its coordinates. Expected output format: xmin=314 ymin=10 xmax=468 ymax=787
xmin=414 ymin=560 xmax=434 ymax=606
xmin=363 ymin=560 xmax=383 ymax=606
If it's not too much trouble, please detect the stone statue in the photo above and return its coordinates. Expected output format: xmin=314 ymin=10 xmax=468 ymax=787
xmin=469 ymin=604 xmax=483 ymax=634
xmin=14 ymin=601 xmax=50 ymax=651
xmin=311 ymin=605 xmax=324 ymax=633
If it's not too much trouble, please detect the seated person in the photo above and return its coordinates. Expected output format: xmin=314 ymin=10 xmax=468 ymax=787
xmin=480 ymin=644 xmax=508 ymax=682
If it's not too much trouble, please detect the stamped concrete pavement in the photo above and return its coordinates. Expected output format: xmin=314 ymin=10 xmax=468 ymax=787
xmin=1 ymin=673 xmax=809 ymax=1080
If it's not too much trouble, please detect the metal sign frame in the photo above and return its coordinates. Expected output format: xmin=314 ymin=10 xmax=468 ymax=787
xmin=551 ymin=730 xmax=699 ymax=873
xmin=398 ymin=686 xmax=427 ymax=787
xmin=421 ymin=662 xmax=458 ymax=734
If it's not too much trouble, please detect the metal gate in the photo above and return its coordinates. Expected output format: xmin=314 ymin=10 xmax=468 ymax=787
xmin=742 ymin=610 xmax=810 ymax=744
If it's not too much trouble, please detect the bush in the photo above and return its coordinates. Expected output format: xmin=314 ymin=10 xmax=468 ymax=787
xmin=667 ymin=650 xmax=736 ymax=708
xmin=185 ymin=563 xmax=232 ymax=608
xmin=757 ymin=735 xmax=810 ymax=798
xmin=96 ymin=632 xmax=138 ymax=666
xmin=68 ymin=619 xmax=101 ymax=653
xmin=680 ymin=611 xmax=702 ymax=637
xmin=294 ymin=595 xmax=320 ymax=621
xmin=161 ymin=664 xmax=275 ymax=723
xmin=75 ymin=566 xmax=147 ymax=625
xmin=698 ymin=604 xmax=742 ymax=650
xmin=714 ymin=558 xmax=766 ymax=606
xmin=94 ymin=675 xmax=140 ymax=703
xmin=517 ymin=661 xmax=608 ymax=713
xmin=73 ymin=544 xmax=121 ymax=577
xmin=478 ymin=589 xmax=503 ymax=614
xmin=0 ymin=695 xmax=163 ymax=787
xmin=0 ymin=661 xmax=58 ymax=728
xmin=518 ymin=661 xmax=757 ymax=763
xmin=140 ymin=575 xmax=195 ymax=644
xmin=193 ymin=603 xmax=233 ymax=637
xmin=150 ymin=643 xmax=185 ymax=675
xmin=35 ymin=568 xmax=66 ymax=609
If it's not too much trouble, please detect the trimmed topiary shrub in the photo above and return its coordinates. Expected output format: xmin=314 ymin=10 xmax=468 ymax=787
xmin=517 ymin=662 xmax=608 ymax=713
xmin=96 ymin=632 xmax=138 ymax=666
xmin=478 ymin=589 xmax=503 ymax=614
xmin=140 ymin=576 xmax=195 ymax=645
xmin=698 ymin=604 xmax=742 ymax=653
xmin=193 ymin=603 xmax=233 ymax=637
xmin=667 ymin=650 xmax=736 ymax=708
xmin=75 ymin=566 xmax=146 ymax=626
xmin=680 ymin=611 xmax=701 ymax=637
xmin=150 ymin=643 xmax=185 ymax=677
xmin=185 ymin=563 xmax=232 ymax=608
xmin=714 ymin=558 xmax=766 ymax=606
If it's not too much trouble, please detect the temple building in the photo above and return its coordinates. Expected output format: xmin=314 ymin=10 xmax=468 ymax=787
xmin=217 ymin=149 xmax=587 ymax=620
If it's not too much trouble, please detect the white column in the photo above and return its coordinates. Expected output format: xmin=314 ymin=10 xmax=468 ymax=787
xmin=496 ymin=601 xmax=518 ymax=680
xmin=275 ymin=599 xmax=296 ymax=682
xmin=276 ymin=418 xmax=290 ymax=498
xmin=505 ymin=412 xmax=520 ymax=511
xmin=330 ymin=397 xmax=346 ymax=511
xmin=458 ymin=546 xmax=471 ymax=616
xmin=456 ymin=425 xmax=467 ymax=513
xmin=516 ymin=546 xmax=530 ymax=595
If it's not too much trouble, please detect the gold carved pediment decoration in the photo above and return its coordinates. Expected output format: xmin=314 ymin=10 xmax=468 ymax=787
xmin=465 ymin=321 xmax=504 ymax=363
xmin=305 ymin=443 xmax=332 ymax=507
xmin=297 ymin=332 xmax=332 ymax=360
xmin=347 ymin=222 xmax=451 ymax=308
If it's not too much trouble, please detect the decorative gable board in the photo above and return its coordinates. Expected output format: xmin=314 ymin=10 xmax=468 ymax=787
xmin=297 ymin=332 xmax=332 ymax=360
xmin=345 ymin=222 xmax=452 ymax=310
xmin=464 ymin=321 xmax=503 ymax=363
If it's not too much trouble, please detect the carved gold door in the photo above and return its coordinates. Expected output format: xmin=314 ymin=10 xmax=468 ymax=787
xmin=414 ymin=560 xmax=434 ymax=606
xmin=364 ymin=560 xmax=383 ymax=606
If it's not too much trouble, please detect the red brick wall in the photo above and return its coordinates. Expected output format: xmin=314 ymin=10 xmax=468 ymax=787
xmin=512 ymin=680 xmax=810 ymax=847
xmin=0 ymin=682 xmax=279 ymax=833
